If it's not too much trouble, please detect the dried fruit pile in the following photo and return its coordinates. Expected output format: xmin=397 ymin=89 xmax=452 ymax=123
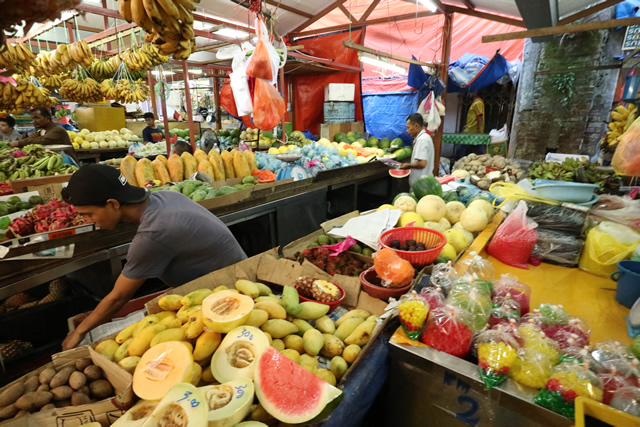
xmin=7 ymin=198 xmax=91 ymax=237
xmin=289 ymin=247 xmax=372 ymax=276
xmin=0 ymin=356 xmax=116 ymax=420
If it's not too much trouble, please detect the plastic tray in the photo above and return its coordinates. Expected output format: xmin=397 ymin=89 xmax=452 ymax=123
xmin=533 ymin=180 xmax=599 ymax=203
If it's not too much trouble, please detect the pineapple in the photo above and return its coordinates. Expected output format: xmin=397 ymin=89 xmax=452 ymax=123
xmin=311 ymin=280 xmax=341 ymax=302
xmin=293 ymin=276 xmax=315 ymax=299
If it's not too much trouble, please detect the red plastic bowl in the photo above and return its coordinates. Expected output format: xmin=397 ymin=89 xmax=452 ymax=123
xmin=378 ymin=227 xmax=446 ymax=267
xmin=360 ymin=267 xmax=411 ymax=300
xmin=295 ymin=281 xmax=346 ymax=313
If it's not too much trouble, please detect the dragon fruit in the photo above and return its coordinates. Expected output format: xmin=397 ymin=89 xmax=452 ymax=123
xmin=72 ymin=216 xmax=89 ymax=226
xmin=49 ymin=220 xmax=71 ymax=231
xmin=11 ymin=150 xmax=27 ymax=158
xmin=8 ymin=215 xmax=35 ymax=236
xmin=34 ymin=221 xmax=50 ymax=233
xmin=32 ymin=204 xmax=54 ymax=221
xmin=51 ymin=208 xmax=74 ymax=223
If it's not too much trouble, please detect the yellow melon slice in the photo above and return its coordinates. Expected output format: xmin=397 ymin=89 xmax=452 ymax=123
xmin=132 ymin=341 xmax=194 ymax=401
xmin=202 ymin=290 xmax=253 ymax=333
xmin=210 ymin=326 xmax=269 ymax=384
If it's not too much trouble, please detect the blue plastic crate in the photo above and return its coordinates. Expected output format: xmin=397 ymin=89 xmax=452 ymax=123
xmin=324 ymin=102 xmax=355 ymax=124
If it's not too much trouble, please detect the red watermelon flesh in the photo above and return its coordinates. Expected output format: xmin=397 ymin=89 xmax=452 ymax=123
xmin=254 ymin=347 xmax=342 ymax=424
xmin=389 ymin=169 xmax=410 ymax=178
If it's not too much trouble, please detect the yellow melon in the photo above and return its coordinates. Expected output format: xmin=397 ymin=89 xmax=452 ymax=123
xmin=132 ymin=341 xmax=194 ymax=401
xmin=202 ymin=290 xmax=253 ymax=333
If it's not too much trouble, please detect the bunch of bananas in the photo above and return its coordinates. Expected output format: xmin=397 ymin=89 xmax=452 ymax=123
xmin=100 ymin=78 xmax=150 ymax=103
xmin=0 ymin=78 xmax=57 ymax=111
xmin=0 ymin=145 xmax=78 ymax=181
xmin=59 ymin=78 xmax=103 ymax=103
xmin=38 ymin=74 xmax=67 ymax=91
xmin=118 ymin=0 xmax=198 ymax=60
xmin=88 ymin=57 xmax=119 ymax=80
xmin=604 ymin=104 xmax=637 ymax=151
xmin=121 ymin=43 xmax=169 ymax=72
xmin=32 ymin=41 xmax=94 ymax=77
xmin=0 ymin=42 xmax=36 ymax=73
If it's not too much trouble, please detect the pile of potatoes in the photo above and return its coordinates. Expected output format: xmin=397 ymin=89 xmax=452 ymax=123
xmin=0 ymin=357 xmax=115 ymax=420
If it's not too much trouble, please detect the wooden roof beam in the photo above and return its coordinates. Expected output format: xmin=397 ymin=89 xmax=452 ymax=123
xmin=264 ymin=0 xmax=313 ymax=18
xmin=483 ymin=16 xmax=640 ymax=42
xmin=338 ymin=3 xmax=357 ymax=23
xmin=461 ymin=0 xmax=475 ymax=10
xmin=557 ymin=0 xmax=624 ymax=25
xmin=359 ymin=0 xmax=381 ymax=22
xmin=444 ymin=5 xmax=525 ymax=27
xmin=431 ymin=0 xmax=446 ymax=14
xmin=291 ymin=0 xmax=349 ymax=34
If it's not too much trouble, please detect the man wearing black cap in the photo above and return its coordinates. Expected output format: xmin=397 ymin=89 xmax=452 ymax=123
xmin=60 ymin=164 xmax=247 ymax=350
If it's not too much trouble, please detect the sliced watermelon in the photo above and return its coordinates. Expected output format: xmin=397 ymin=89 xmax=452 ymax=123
xmin=389 ymin=169 xmax=410 ymax=179
xmin=254 ymin=347 xmax=342 ymax=424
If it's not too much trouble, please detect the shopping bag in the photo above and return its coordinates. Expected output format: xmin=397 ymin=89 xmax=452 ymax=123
xmin=489 ymin=125 xmax=509 ymax=142
xmin=612 ymin=116 xmax=640 ymax=176
xmin=245 ymin=19 xmax=279 ymax=84
xmin=230 ymin=71 xmax=253 ymax=116
xmin=253 ymin=78 xmax=285 ymax=131
xmin=579 ymin=221 xmax=640 ymax=277
xmin=487 ymin=200 xmax=538 ymax=269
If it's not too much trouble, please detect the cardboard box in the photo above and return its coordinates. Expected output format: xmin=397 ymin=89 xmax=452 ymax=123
xmin=9 ymin=175 xmax=71 ymax=199
xmin=319 ymin=122 xmax=365 ymax=141
xmin=0 ymin=346 xmax=133 ymax=427
xmin=324 ymin=83 xmax=355 ymax=102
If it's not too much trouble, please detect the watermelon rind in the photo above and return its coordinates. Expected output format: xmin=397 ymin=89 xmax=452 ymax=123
xmin=389 ymin=169 xmax=410 ymax=179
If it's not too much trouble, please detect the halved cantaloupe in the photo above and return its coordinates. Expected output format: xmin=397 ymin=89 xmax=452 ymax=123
xmin=202 ymin=290 xmax=254 ymax=333
xmin=200 ymin=378 xmax=254 ymax=427
xmin=112 ymin=400 xmax=158 ymax=427
xmin=141 ymin=383 xmax=208 ymax=427
xmin=133 ymin=341 xmax=194 ymax=401
xmin=210 ymin=326 xmax=269 ymax=384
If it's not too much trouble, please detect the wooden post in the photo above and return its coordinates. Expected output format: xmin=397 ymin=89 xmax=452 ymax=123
xmin=147 ymin=71 xmax=158 ymax=120
xmin=433 ymin=13 xmax=452 ymax=176
xmin=182 ymin=61 xmax=196 ymax=151
xmin=213 ymin=73 xmax=222 ymax=130
xmin=66 ymin=23 xmax=74 ymax=43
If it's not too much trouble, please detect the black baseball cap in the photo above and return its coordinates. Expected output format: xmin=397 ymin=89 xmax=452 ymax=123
xmin=62 ymin=164 xmax=150 ymax=206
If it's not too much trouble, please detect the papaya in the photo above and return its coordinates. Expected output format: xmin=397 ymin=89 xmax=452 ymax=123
xmin=151 ymin=159 xmax=171 ymax=185
xmin=181 ymin=152 xmax=198 ymax=179
xmin=233 ymin=151 xmax=252 ymax=178
xmin=135 ymin=158 xmax=155 ymax=187
xmin=120 ymin=155 xmax=138 ymax=186
xmin=209 ymin=151 xmax=226 ymax=181
xmin=197 ymin=160 xmax=215 ymax=180
xmin=155 ymin=154 xmax=168 ymax=167
xmin=167 ymin=154 xmax=184 ymax=183
xmin=244 ymin=150 xmax=258 ymax=171
xmin=193 ymin=149 xmax=208 ymax=165
xmin=221 ymin=151 xmax=235 ymax=178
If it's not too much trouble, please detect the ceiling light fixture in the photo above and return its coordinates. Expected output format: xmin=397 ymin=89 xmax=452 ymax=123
xmin=214 ymin=27 xmax=250 ymax=39
xmin=416 ymin=0 xmax=438 ymax=12
xmin=188 ymin=69 xmax=203 ymax=74
xmin=359 ymin=53 xmax=407 ymax=74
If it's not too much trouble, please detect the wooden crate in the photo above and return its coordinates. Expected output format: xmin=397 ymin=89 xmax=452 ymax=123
xmin=9 ymin=175 xmax=71 ymax=199
xmin=319 ymin=121 xmax=365 ymax=141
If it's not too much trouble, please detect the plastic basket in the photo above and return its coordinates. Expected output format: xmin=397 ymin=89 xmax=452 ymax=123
xmin=378 ymin=227 xmax=446 ymax=267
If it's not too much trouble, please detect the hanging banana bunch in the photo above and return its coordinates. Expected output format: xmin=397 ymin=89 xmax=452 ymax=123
xmin=0 ymin=42 xmax=36 ymax=73
xmin=118 ymin=0 xmax=198 ymax=60
xmin=121 ymin=43 xmax=169 ymax=72
xmin=38 ymin=74 xmax=68 ymax=91
xmin=32 ymin=40 xmax=94 ymax=77
xmin=59 ymin=68 xmax=102 ymax=103
xmin=99 ymin=57 xmax=150 ymax=104
xmin=0 ymin=77 xmax=58 ymax=111
xmin=88 ymin=58 xmax=119 ymax=80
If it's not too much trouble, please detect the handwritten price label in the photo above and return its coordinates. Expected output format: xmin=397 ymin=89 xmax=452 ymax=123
xmin=177 ymin=391 xmax=201 ymax=408
xmin=237 ymin=328 xmax=254 ymax=341
xmin=235 ymin=384 xmax=248 ymax=399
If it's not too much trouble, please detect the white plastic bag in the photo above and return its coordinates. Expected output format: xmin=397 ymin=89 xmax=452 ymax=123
xmin=418 ymin=91 xmax=441 ymax=132
xmin=489 ymin=125 xmax=508 ymax=142
xmin=230 ymin=70 xmax=253 ymax=116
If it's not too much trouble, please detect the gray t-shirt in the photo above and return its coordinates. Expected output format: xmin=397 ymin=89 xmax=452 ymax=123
xmin=122 ymin=191 xmax=247 ymax=287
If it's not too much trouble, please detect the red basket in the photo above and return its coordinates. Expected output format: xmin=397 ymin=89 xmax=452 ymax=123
xmin=378 ymin=227 xmax=446 ymax=267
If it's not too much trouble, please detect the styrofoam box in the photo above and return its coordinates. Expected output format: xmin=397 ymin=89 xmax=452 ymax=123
xmin=324 ymin=83 xmax=355 ymax=102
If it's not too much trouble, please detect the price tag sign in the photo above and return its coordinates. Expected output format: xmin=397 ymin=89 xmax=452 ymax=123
xmin=623 ymin=25 xmax=640 ymax=51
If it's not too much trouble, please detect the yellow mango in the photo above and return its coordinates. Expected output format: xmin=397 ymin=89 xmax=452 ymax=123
xmin=208 ymin=151 xmax=225 ymax=181
xmin=220 ymin=150 xmax=235 ymax=178
xmin=233 ymin=151 xmax=251 ymax=177
xmin=156 ymin=154 xmax=168 ymax=167
xmin=197 ymin=160 xmax=215 ymax=180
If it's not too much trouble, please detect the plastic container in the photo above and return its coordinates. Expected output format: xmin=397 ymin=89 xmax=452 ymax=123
xmin=295 ymin=282 xmax=346 ymax=313
xmin=360 ymin=267 xmax=411 ymax=300
xmin=533 ymin=180 xmax=599 ymax=203
xmin=612 ymin=260 xmax=640 ymax=308
xmin=324 ymin=101 xmax=355 ymax=124
xmin=379 ymin=227 xmax=446 ymax=267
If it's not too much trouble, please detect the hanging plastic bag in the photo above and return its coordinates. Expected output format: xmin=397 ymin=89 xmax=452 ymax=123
xmin=489 ymin=125 xmax=508 ymax=142
xmin=612 ymin=116 xmax=640 ymax=176
xmin=253 ymin=78 xmax=285 ymax=131
xmin=487 ymin=200 xmax=538 ymax=269
xmin=245 ymin=19 xmax=279 ymax=84
xmin=230 ymin=71 xmax=253 ymax=116
xmin=578 ymin=221 xmax=640 ymax=277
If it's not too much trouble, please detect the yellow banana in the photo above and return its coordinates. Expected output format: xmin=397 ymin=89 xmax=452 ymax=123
xmin=156 ymin=0 xmax=179 ymax=16
xmin=119 ymin=0 xmax=133 ymax=22
xmin=142 ymin=0 xmax=164 ymax=27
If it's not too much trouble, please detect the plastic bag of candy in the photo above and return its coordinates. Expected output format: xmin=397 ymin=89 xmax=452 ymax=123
xmin=476 ymin=329 xmax=520 ymax=389
xmin=446 ymin=283 xmax=492 ymax=331
xmin=421 ymin=305 xmax=475 ymax=358
xmin=429 ymin=261 xmax=458 ymax=292
xmin=522 ymin=304 xmax=570 ymax=328
xmin=533 ymin=362 xmax=603 ymax=419
xmin=508 ymin=348 xmax=555 ymax=389
xmin=492 ymin=274 xmax=531 ymax=315
xmin=397 ymin=291 xmax=430 ymax=341
xmin=492 ymin=319 xmax=524 ymax=347
xmin=454 ymin=252 xmax=496 ymax=282
xmin=598 ymin=368 xmax=640 ymax=405
xmin=588 ymin=341 xmax=640 ymax=378
xmin=541 ymin=316 xmax=590 ymax=350
xmin=488 ymin=294 xmax=521 ymax=327
xmin=610 ymin=386 xmax=640 ymax=417
xmin=419 ymin=286 xmax=446 ymax=311
xmin=454 ymin=274 xmax=493 ymax=297
xmin=518 ymin=322 xmax=561 ymax=364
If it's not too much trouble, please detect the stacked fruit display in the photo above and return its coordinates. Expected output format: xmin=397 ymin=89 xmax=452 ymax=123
xmin=0 ymin=279 xmax=70 ymax=313
xmin=99 ymin=78 xmax=150 ymax=103
xmin=6 ymin=198 xmax=91 ymax=237
xmin=0 ymin=356 xmax=117 ymax=420
xmin=0 ymin=144 xmax=78 ymax=181
xmin=121 ymin=44 xmax=169 ymax=73
xmin=0 ymin=77 xmax=58 ymax=111
xmin=31 ymin=41 xmax=94 ymax=76
xmin=0 ymin=42 xmax=36 ymax=73
xmin=289 ymin=248 xmax=373 ymax=277
xmin=451 ymin=154 xmax=526 ymax=189
xmin=165 ymin=176 xmax=257 ymax=201
xmin=0 ymin=194 xmax=43 ymax=216
xmin=0 ymin=340 xmax=33 ymax=362
xmin=118 ymin=0 xmax=197 ymax=60
xmin=96 ymin=279 xmax=375 ymax=425
xmin=71 ymin=128 xmax=138 ymax=151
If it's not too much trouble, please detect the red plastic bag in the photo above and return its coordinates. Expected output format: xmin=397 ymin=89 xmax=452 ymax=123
xmin=487 ymin=201 xmax=538 ymax=269
xmin=253 ymin=78 xmax=285 ymax=131
xmin=246 ymin=38 xmax=273 ymax=81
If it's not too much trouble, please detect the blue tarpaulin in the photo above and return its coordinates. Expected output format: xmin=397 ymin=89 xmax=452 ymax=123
xmin=362 ymin=91 xmax=418 ymax=146
xmin=617 ymin=1 xmax=640 ymax=18
xmin=448 ymin=53 xmax=510 ymax=93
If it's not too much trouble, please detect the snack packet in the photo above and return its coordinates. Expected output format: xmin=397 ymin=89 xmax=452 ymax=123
xmin=488 ymin=294 xmax=521 ymax=327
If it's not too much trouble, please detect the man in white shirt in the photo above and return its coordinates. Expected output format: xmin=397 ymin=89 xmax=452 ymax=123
xmin=400 ymin=113 xmax=434 ymax=187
